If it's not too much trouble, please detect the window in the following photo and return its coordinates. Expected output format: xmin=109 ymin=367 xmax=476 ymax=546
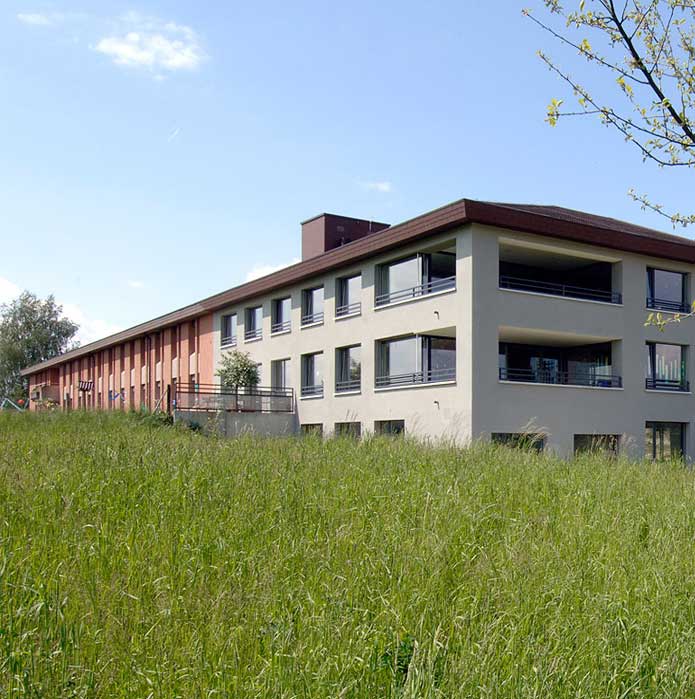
xmin=574 ymin=434 xmax=620 ymax=456
xmin=647 ymin=267 xmax=687 ymax=312
xmin=272 ymin=298 xmax=291 ymax=333
xmin=376 ymin=335 xmax=456 ymax=387
xmin=375 ymin=252 xmax=455 ymax=306
xmin=336 ymin=275 xmax=361 ymax=316
xmin=335 ymin=422 xmax=361 ymax=437
xmin=336 ymin=345 xmax=361 ymax=392
xmin=645 ymin=422 xmax=685 ymax=460
xmin=302 ymin=287 xmax=324 ymax=325
xmin=491 ymin=432 xmax=545 ymax=452
xmin=221 ymin=313 xmax=237 ymax=346
xmin=645 ymin=342 xmax=688 ymax=391
xmin=301 ymin=352 xmax=324 ymax=397
xmin=271 ymin=358 xmax=290 ymax=389
xmin=375 ymin=420 xmax=405 ymax=436
xmin=301 ymin=423 xmax=323 ymax=436
xmin=245 ymin=306 xmax=263 ymax=341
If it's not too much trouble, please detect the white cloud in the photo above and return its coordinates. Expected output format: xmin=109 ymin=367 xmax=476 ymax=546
xmin=0 ymin=276 xmax=21 ymax=305
xmin=360 ymin=180 xmax=393 ymax=193
xmin=17 ymin=12 xmax=52 ymax=25
xmin=95 ymin=15 xmax=205 ymax=72
xmin=61 ymin=302 xmax=123 ymax=346
xmin=127 ymin=280 xmax=145 ymax=289
xmin=245 ymin=258 xmax=300 ymax=282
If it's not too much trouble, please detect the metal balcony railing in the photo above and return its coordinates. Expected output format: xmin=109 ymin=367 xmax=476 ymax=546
xmin=375 ymin=276 xmax=456 ymax=306
xmin=499 ymin=275 xmax=622 ymax=304
xmin=221 ymin=335 xmax=237 ymax=347
xmin=245 ymin=328 xmax=262 ymax=341
xmin=301 ymin=311 xmax=324 ymax=326
xmin=375 ymin=366 xmax=456 ymax=388
xmin=174 ymin=383 xmax=294 ymax=413
xmin=645 ymin=377 xmax=690 ymax=392
xmin=335 ymin=301 xmax=361 ymax=317
xmin=335 ymin=378 xmax=361 ymax=393
xmin=271 ymin=320 xmax=291 ymax=334
xmin=301 ymin=383 xmax=324 ymax=397
xmin=499 ymin=367 xmax=622 ymax=388
xmin=646 ymin=297 xmax=690 ymax=313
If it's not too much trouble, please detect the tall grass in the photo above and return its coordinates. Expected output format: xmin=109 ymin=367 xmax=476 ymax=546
xmin=3 ymin=412 xmax=695 ymax=697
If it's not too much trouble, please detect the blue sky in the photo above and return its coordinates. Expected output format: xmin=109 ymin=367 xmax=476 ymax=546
xmin=2 ymin=1 xmax=692 ymax=343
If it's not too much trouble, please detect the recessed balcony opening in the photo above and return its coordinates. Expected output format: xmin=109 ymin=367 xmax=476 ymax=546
xmin=376 ymin=328 xmax=456 ymax=388
xmin=498 ymin=329 xmax=621 ymax=388
xmin=499 ymin=243 xmax=620 ymax=304
xmin=375 ymin=243 xmax=456 ymax=306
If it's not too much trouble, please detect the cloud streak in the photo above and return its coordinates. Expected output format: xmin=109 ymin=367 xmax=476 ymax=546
xmin=245 ymin=258 xmax=300 ymax=282
xmin=360 ymin=180 xmax=393 ymax=193
xmin=17 ymin=12 xmax=52 ymax=25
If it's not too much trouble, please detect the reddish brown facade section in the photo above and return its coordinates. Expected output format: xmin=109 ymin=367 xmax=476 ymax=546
xmin=301 ymin=214 xmax=390 ymax=260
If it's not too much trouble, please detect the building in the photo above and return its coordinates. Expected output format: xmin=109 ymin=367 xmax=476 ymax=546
xmin=22 ymin=197 xmax=695 ymax=459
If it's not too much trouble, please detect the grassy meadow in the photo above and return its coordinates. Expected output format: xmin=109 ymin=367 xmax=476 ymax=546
xmin=4 ymin=412 xmax=695 ymax=697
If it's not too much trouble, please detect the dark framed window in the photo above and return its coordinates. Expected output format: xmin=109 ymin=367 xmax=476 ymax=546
xmin=375 ymin=419 xmax=405 ymax=436
xmin=335 ymin=422 xmax=361 ymax=437
xmin=271 ymin=358 xmax=290 ymax=389
xmin=272 ymin=297 xmax=291 ymax=334
xmin=301 ymin=352 xmax=324 ymax=397
xmin=336 ymin=345 xmax=361 ymax=392
xmin=645 ymin=422 xmax=685 ymax=460
xmin=301 ymin=423 xmax=323 ymax=436
xmin=245 ymin=306 xmax=263 ymax=341
xmin=375 ymin=252 xmax=455 ymax=306
xmin=647 ymin=267 xmax=687 ymax=313
xmin=491 ymin=432 xmax=545 ymax=452
xmin=645 ymin=342 xmax=687 ymax=391
xmin=376 ymin=334 xmax=455 ymax=387
xmin=301 ymin=287 xmax=324 ymax=325
xmin=574 ymin=434 xmax=620 ymax=456
xmin=221 ymin=313 xmax=237 ymax=346
xmin=336 ymin=275 xmax=361 ymax=316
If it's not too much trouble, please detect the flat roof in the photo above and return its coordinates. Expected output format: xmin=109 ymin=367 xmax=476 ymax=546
xmin=21 ymin=197 xmax=695 ymax=376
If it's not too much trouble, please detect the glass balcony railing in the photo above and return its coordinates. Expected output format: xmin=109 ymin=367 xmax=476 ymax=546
xmin=499 ymin=367 xmax=622 ymax=388
xmin=499 ymin=275 xmax=621 ymax=304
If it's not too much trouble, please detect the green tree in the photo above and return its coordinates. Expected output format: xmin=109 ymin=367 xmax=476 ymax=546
xmin=0 ymin=292 xmax=79 ymax=400
xmin=216 ymin=349 xmax=260 ymax=390
xmin=525 ymin=0 xmax=695 ymax=225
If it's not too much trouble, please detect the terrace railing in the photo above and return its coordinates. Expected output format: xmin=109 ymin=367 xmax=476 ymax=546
xmin=499 ymin=367 xmax=622 ymax=388
xmin=499 ymin=275 xmax=622 ymax=304
xmin=271 ymin=320 xmax=291 ymax=334
xmin=646 ymin=297 xmax=690 ymax=313
xmin=335 ymin=301 xmax=361 ymax=317
xmin=301 ymin=311 xmax=324 ymax=326
xmin=375 ymin=366 xmax=456 ymax=388
xmin=174 ymin=383 xmax=294 ymax=413
xmin=335 ymin=377 xmax=361 ymax=393
xmin=245 ymin=328 xmax=262 ymax=341
xmin=645 ymin=377 xmax=690 ymax=392
xmin=301 ymin=383 xmax=324 ymax=397
xmin=375 ymin=276 xmax=456 ymax=307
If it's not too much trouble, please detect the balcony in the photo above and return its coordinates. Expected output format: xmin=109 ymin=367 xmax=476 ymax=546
xmin=499 ymin=244 xmax=620 ymax=305
xmin=174 ymin=383 xmax=294 ymax=413
xmin=500 ymin=367 xmax=622 ymax=388
xmin=335 ymin=378 xmax=361 ymax=392
xmin=499 ymin=336 xmax=620 ymax=389
xmin=221 ymin=334 xmax=237 ymax=347
xmin=245 ymin=328 xmax=262 ymax=341
xmin=301 ymin=383 xmax=324 ymax=398
xmin=500 ymin=276 xmax=621 ymax=304
xmin=646 ymin=297 xmax=689 ymax=313
xmin=301 ymin=311 xmax=324 ymax=326
xmin=271 ymin=320 xmax=291 ymax=334
xmin=375 ymin=277 xmax=456 ymax=306
xmin=336 ymin=301 xmax=361 ymax=317
xmin=645 ymin=377 xmax=689 ymax=392
xmin=376 ymin=366 xmax=456 ymax=388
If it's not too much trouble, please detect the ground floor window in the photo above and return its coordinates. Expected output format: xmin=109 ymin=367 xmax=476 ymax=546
xmin=375 ymin=420 xmax=405 ymax=436
xmin=335 ymin=422 xmax=361 ymax=437
xmin=645 ymin=422 xmax=685 ymax=460
xmin=574 ymin=434 xmax=620 ymax=456
xmin=491 ymin=432 xmax=545 ymax=452
xmin=301 ymin=423 xmax=323 ymax=436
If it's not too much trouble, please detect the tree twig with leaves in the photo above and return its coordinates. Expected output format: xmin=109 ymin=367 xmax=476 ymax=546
xmin=524 ymin=0 xmax=695 ymax=226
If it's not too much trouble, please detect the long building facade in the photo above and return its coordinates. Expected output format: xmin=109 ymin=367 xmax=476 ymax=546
xmin=22 ymin=197 xmax=695 ymax=459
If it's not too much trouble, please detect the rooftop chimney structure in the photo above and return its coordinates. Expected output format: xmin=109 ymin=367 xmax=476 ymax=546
xmin=301 ymin=213 xmax=390 ymax=261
